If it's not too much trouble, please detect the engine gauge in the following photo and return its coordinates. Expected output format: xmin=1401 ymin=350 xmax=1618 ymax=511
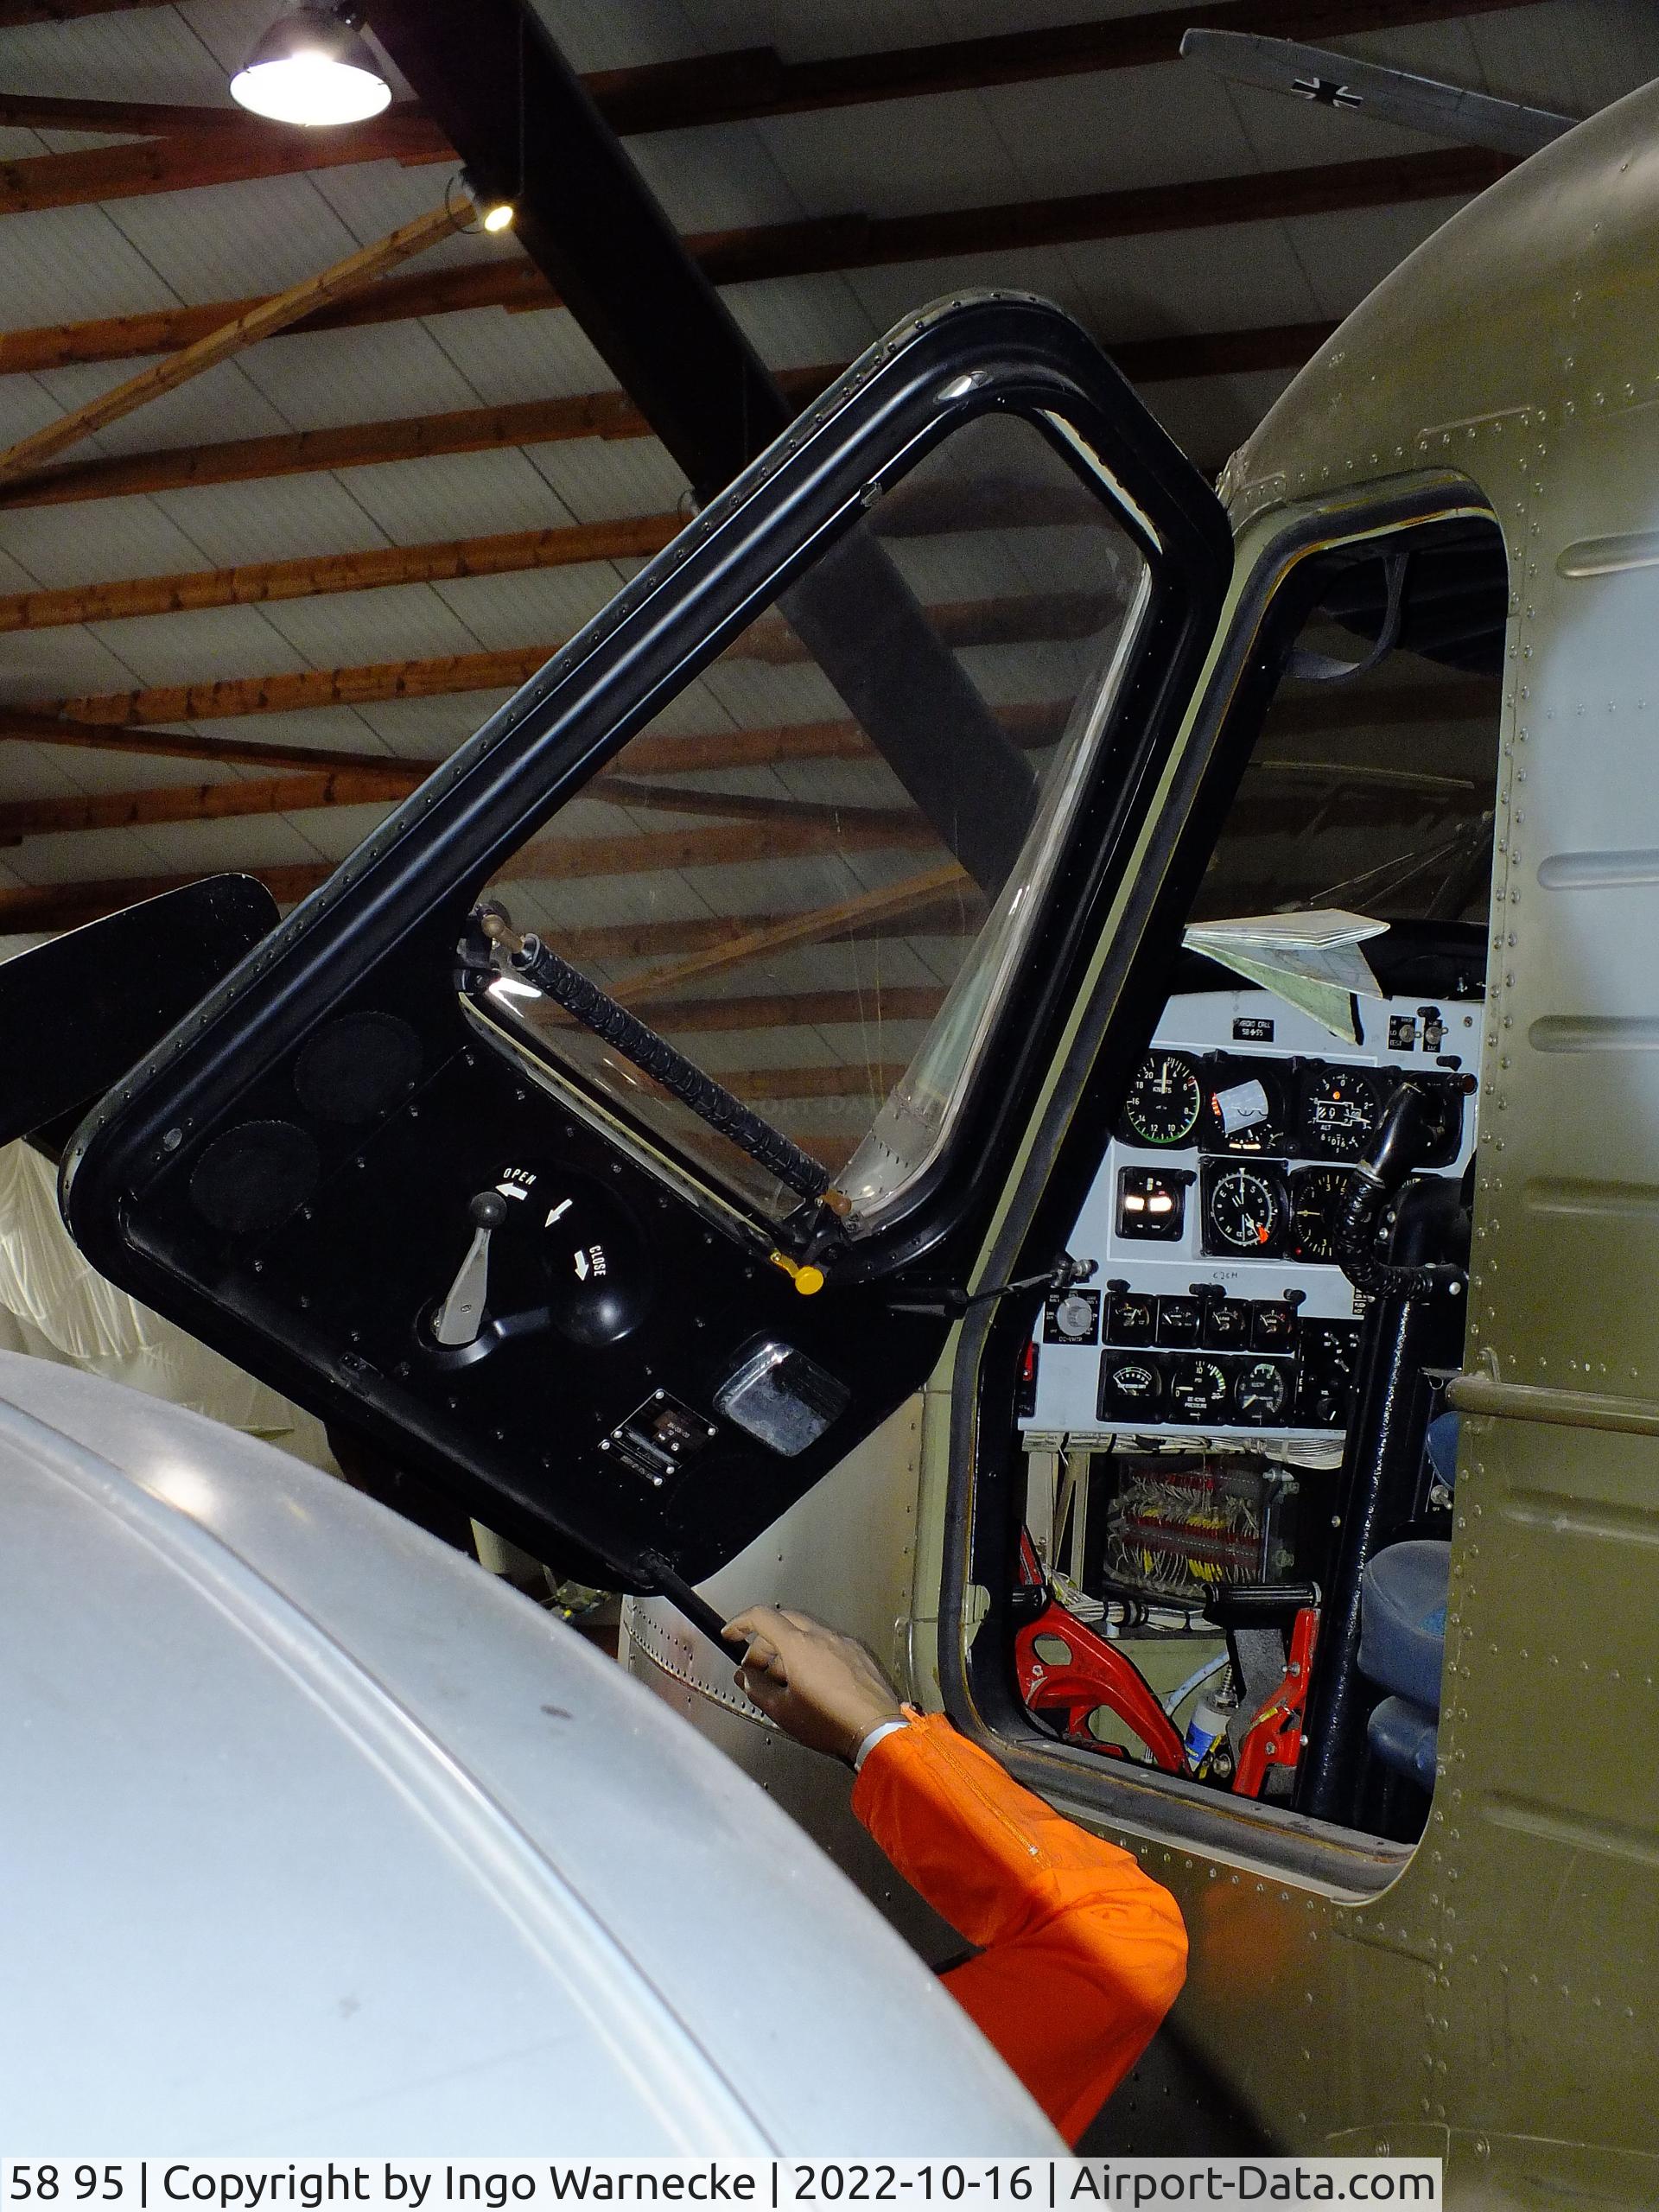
xmin=1303 ymin=1067 xmax=1380 ymax=1158
xmin=1203 ymin=1163 xmax=1287 ymax=1256
xmin=1235 ymin=1359 xmax=1289 ymax=1422
xmin=1167 ymin=1357 xmax=1231 ymax=1422
xmin=1290 ymin=1165 xmax=1351 ymax=1263
xmin=1121 ymin=1052 xmax=1202 ymax=1146
xmin=1098 ymin=1357 xmax=1164 ymax=1421
xmin=1105 ymin=1291 xmax=1155 ymax=1345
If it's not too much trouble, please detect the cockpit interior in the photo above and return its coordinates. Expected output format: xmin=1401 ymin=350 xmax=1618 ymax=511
xmin=1004 ymin=518 xmax=1505 ymax=1847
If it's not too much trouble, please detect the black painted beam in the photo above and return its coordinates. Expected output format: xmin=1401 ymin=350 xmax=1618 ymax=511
xmin=363 ymin=0 xmax=1036 ymax=890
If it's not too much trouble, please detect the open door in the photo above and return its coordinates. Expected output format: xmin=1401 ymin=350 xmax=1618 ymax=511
xmin=64 ymin=296 xmax=1230 ymax=1590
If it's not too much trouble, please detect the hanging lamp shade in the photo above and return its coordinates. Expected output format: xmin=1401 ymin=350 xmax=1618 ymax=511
xmin=230 ymin=5 xmax=392 ymax=126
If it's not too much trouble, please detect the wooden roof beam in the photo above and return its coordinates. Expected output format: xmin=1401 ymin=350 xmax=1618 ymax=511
xmin=717 ymin=1064 xmax=907 ymax=1103
xmin=0 ymin=706 xmax=1066 ymax=837
xmin=0 ymin=1 xmax=1541 ymax=77
xmin=632 ymin=984 xmax=946 ymax=1033
xmin=0 ymin=808 xmax=939 ymax=932
xmin=0 ymin=91 xmax=332 ymax=134
xmin=0 ymin=2 xmax=1535 ymax=210
xmin=0 ymin=0 xmax=174 ymax=23
xmin=0 ymin=481 xmax=1109 ymax=630
xmin=0 ymin=108 xmax=447 ymax=217
xmin=0 ymin=512 xmax=683 ymax=630
xmin=24 ymin=594 xmax=1099 ymax=728
xmin=1 ymin=858 xmax=984 ymax=942
xmin=0 ymin=326 xmax=1304 ymax=508
xmin=0 ymin=763 xmax=423 ymax=842
xmin=0 ymin=152 xmax=1505 ymax=378
xmin=589 ymin=2 xmax=1544 ymax=133
xmin=0 ymin=194 xmax=475 ymax=489
xmin=0 ymin=707 xmax=435 ymax=776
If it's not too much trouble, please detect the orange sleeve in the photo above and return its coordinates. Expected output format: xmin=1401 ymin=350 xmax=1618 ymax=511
xmin=851 ymin=1713 xmax=1186 ymax=2145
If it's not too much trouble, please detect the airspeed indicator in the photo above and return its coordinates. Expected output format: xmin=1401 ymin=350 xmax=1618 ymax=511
xmin=1122 ymin=1052 xmax=1202 ymax=1146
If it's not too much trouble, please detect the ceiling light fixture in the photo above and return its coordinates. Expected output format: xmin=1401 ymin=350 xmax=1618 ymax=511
xmin=230 ymin=5 xmax=392 ymax=127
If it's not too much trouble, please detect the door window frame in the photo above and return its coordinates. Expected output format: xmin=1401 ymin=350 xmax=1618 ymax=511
xmin=934 ymin=473 xmax=1507 ymax=1897
xmin=452 ymin=298 xmax=1234 ymax=1280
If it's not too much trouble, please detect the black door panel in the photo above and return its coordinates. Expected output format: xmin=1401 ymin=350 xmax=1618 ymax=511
xmin=64 ymin=295 xmax=1230 ymax=1590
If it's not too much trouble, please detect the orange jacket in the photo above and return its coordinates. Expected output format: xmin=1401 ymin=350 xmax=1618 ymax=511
xmin=852 ymin=1712 xmax=1188 ymax=2145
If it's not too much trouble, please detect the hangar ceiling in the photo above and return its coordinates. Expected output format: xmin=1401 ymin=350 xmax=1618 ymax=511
xmin=0 ymin=0 xmax=1654 ymax=1166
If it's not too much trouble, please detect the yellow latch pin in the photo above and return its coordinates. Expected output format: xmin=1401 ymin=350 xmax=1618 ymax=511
xmin=768 ymin=1250 xmax=825 ymax=1295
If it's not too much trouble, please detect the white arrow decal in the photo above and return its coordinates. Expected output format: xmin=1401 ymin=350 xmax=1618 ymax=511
xmin=573 ymin=1249 xmax=589 ymax=1281
xmin=496 ymin=1183 xmax=530 ymax=1202
xmin=545 ymin=1198 xmax=573 ymax=1228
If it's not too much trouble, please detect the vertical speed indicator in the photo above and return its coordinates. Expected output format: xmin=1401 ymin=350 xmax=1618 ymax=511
xmin=1121 ymin=1051 xmax=1202 ymax=1146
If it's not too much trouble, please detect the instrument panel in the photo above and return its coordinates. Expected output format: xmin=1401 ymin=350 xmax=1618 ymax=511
xmin=1021 ymin=985 xmax=1479 ymax=1449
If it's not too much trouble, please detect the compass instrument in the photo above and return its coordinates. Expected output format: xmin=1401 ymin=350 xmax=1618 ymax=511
xmin=1204 ymin=1163 xmax=1288 ymax=1255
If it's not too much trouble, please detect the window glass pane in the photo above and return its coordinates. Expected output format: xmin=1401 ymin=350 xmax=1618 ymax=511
xmin=1196 ymin=531 xmax=1503 ymax=926
xmin=465 ymin=410 xmax=1149 ymax=1225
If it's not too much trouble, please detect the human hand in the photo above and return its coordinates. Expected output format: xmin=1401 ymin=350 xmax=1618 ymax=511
xmin=721 ymin=1605 xmax=905 ymax=1764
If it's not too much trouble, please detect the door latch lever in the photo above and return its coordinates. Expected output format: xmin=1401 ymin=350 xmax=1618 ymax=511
xmin=431 ymin=1187 xmax=510 ymax=1345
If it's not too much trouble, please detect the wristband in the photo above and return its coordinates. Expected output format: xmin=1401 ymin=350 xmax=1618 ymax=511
xmin=852 ymin=1713 xmax=912 ymax=1772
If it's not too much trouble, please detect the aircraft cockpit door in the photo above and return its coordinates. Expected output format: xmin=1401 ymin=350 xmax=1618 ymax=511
xmin=64 ymin=295 xmax=1231 ymax=1591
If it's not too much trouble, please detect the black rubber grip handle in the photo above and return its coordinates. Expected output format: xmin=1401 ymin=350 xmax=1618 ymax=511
xmin=640 ymin=1551 xmax=729 ymax=1643
xmin=512 ymin=932 xmax=832 ymax=1204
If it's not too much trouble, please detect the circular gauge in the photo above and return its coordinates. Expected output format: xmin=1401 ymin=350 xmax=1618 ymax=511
xmin=1107 ymin=1293 xmax=1155 ymax=1345
xmin=1205 ymin=1298 xmax=1251 ymax=1349
xmin=1206 ymin=1165 xmax=1286 ymax=1254
xmin=1236 ymin=1359 xmax=1289 ymax=1421
xmin=1122 ymin=1052 xmax=1202 ymax=1146
xmin=1053 ymin=1292 xmax=1096 ymax=1341
xmin=1305 ymin=1067 xmax=1380 ymax=1159
xmin=1290 ymin=1165 xmax=1351 ymax=1263
xmin=1167 ymin=1357 xmax=1230 ymax=1422
xmin=1100 ymin=1358 xmax=1162 ymax=1419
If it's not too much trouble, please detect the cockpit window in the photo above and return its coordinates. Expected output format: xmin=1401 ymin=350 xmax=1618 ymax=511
xmin=1194 ymin=524 xmax=1504 ymax=929
xmin=463 ymin=410 xmax=1149 ymax=1228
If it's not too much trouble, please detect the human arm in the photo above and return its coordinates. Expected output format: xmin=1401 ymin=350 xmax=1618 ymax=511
xmin=723 ymin=1607 xmax=1187 ymax=2144
xmin=853 ymin=1712 xmax=1187 ymax=2144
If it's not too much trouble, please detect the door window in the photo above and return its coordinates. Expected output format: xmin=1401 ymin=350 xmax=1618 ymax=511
xmin=465 ymin=410 xmax=1149 ymax=1230
xmin=63 ymin=297 xmax=1231 ymax=1588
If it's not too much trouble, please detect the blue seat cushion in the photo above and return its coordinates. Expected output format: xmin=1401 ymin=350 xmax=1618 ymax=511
xmin=1368 ymin=1694 xmax=1439 ymax=1791
xmin=1426 ymin=1409 xmax=1460 ymax=1488
xmin=1359 ymin=1539 xmax=1450 ymax=1713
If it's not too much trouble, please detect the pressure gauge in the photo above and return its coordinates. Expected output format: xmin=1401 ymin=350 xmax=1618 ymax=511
xmin=1235 ymin=1359 xmax=1289 ymax=1422
xmin=1167 ymin=1357 xmax=1230 ymax=1422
